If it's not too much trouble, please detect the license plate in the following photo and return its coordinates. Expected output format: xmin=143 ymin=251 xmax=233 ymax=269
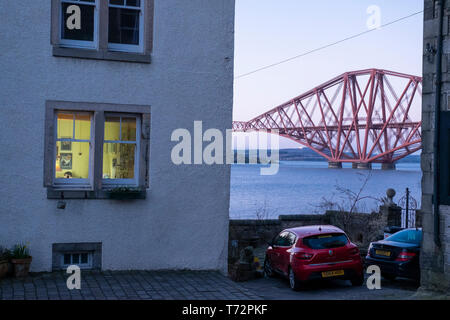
xmin=322 ymin=270 xmax=345 ymax=278
xmin=375 ymin=250 xmax=391 ymax=257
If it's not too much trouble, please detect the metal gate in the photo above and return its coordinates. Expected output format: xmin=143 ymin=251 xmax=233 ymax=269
xmin=398 ymin=188 xmax=418 ymax=228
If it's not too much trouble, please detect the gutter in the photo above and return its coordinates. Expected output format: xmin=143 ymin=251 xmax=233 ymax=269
xmin=433 ymin=0 xmax=445 ymax=247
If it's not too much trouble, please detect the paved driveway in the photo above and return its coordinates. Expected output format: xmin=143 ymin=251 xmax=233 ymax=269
xmin=0 ymin=270 xmax=422 ymax=300
xmin=0 ymin=271 xmax=260 ymax=300
xmin=240 ymin=274 xmax=420 ymax=300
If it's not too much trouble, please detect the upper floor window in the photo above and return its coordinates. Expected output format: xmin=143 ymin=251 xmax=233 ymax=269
xmin=108 ymin=0 xmax=144 ymax=53
xmin=60 ymin=0 xmax=99 ymax=49
xmin=51 ymin=0 xmax=154 ymax=63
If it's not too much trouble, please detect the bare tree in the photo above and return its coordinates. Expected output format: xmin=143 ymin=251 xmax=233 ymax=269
xmin=315 ymin=172 xmax=383 ymax=243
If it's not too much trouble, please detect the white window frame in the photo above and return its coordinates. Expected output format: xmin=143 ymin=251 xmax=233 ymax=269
xmin=107 ymin=0 xmax=145 ymax=53
xmin=102 ymin=114 xmax=141 ymax=187
xmin=45 ymin=101 xmax=151 ymax=196
xmin=61 ymin=252 xmax=93 ymax=269
xmin=59 ymin=0 xmax=99 ymax=49
xmin=53 ymin=111 xmax=94 ymax=188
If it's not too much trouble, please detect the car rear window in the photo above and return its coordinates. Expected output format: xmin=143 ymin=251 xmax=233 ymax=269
xmin=302 ymin=233 xmax=348 ymax=249
xmin=385 ymin=229 xmax=422 ymax=245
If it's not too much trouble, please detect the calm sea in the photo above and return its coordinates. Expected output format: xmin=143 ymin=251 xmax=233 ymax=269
xmin=229 ymin=161 xmax=422 ymax=219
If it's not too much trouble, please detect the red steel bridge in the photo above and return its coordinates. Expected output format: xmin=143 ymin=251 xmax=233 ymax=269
xmin=232 ymin=69 xmax=422 ymax=169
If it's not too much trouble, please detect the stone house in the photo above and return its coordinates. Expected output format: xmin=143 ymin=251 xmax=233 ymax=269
xmin=0 ymin=0 xmax=235 ymax=272
xmin=421 ymin=0 xmax=450 ymax=293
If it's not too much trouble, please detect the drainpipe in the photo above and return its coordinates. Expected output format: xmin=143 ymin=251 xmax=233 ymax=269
xmin=433 ymin=0 xmax=445 ymax=247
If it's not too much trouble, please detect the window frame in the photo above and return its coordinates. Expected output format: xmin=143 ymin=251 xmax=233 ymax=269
xmin=59 ymin=0 xmax=100 ymax=49
xmin=51 ymin=0 xmax=154 ymax=63
xmin=44 ymin=101 xmax=151 ymax=199
xmin=61 ymin=252 xmax=93 ymax=269
xmin=107 ymin=0 xmax=145 ymax=53
xmin=102 ymin=113 xmax=141 ymax=186
xmin=53 ymin=111 xmax=94 ymax=188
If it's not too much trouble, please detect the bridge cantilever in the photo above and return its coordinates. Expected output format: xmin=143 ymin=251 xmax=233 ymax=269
xmin=232 ymin=69 xmax=422 ymax=166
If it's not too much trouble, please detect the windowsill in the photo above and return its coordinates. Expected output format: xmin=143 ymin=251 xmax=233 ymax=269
xmin=52 ymin=46 xmax=151 ymax=64
xmin=47 ymin=188 xmax=147 ymax=200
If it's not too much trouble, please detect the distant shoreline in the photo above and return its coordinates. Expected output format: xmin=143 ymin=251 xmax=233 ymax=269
xmin=233 ymin=148 xmax=421 ymax=164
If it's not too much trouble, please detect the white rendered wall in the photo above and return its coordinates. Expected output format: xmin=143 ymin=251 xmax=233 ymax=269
xmin=0 ymin=0 xmax=235 ymax=272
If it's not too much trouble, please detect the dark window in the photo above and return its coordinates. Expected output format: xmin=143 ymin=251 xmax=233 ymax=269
xmin=108 ymin=0 xmax=142 ymax=47
xmin=64 ymin=254 xmax=71 ymax=265
xmin=303 ymin=233 xmax=348 ymax=249
xmin=439 ymin=112 xmax=450 ymax=205
xmin=61 ymin=1 xmax=96 ymax=43
xmin=81 ymin=253 xmax=89 ymax=264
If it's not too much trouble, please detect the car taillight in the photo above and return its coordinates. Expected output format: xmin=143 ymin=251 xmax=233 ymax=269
xmin=295 ymin=252 xmax=313 ymax=260
xmin=366 ymin=243 xmax=373 ymax=258
xmin=396 ymin=250 xmax=416 ymax=261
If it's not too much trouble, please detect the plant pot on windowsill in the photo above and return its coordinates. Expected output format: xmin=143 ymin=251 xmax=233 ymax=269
xmin=11 ymin=257 xmax=32 ymax=278
xmin=105 ymin=187 xmax=146 ymax=200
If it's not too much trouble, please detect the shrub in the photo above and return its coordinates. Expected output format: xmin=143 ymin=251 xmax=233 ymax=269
xmin=0 ymin=246 xmax=12 ymax=261
xmin=11 ymin=244 xmax=31 ymax=259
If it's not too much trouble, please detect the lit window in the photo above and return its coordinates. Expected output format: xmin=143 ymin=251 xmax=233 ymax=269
xmin=44 ymin=101 xmax=150 ymax=197
xmin=103 ymin=115 xmax=140 ymax=184
xmin=60 ymin=0 xmax=98 ymax=49
xmin=108 ymin=0 xmax=144 ymax=53
xmin=55 ymin=112 xmax=93 ymax=186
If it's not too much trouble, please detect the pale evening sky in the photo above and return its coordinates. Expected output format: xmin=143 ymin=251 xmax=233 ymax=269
xmin=232 ymin=0 xmax=424 ymax=149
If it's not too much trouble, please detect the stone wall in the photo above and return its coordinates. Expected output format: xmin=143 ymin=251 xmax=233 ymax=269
xmin=421 ymin=0 xmax=450 ymax=293
xmin=228 ymin=209 xmax=398 ymax=265
xmin=228 ymin=203 xmax=416 ymax=269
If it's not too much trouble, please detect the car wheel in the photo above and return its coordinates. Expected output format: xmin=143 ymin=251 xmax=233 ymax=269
xmin=382 ymin=273 xmax=396 ymax=281
xmin=351 ymin=273 xmax=364 ymax=286
xmin=263 ymin=258 xmax=274 ymax=278
xmin=288 ymin=267 xmax=301 ymax=291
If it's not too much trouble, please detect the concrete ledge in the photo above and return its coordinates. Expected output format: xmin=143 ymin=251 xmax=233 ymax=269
xmin=229 ymin=219 xmax=280 ymax=226
xmin=47 ymin=189 xmax=147 ymax=200
xmin=279 ymin=214 xmax=326 ymax=221
xmin=53 ymin=46 xmax=152 ymax=64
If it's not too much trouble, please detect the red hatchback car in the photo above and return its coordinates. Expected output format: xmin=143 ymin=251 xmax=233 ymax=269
xmin=264 ymin=225 xmax=364 ymax=290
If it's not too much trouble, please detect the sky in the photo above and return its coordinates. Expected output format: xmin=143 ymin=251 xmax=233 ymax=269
xmin=232 ymin=0 xmax=424 ymax=149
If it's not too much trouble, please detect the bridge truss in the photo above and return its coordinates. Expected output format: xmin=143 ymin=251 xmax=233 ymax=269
xmin=233 ymin=69 xmax=422 ymax=165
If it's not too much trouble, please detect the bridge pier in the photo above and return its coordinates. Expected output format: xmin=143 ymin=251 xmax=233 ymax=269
xmin=382 ymin=163 xmax=396 ymax=170
xmin=354 ymin=162 xmax=372 ymax=170
xmin=328 ymin=162 xmax=342 ymax=169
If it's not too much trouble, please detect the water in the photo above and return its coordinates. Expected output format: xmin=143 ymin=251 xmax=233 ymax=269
xmin=230 ymin=161 xmax=422 ymax=219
